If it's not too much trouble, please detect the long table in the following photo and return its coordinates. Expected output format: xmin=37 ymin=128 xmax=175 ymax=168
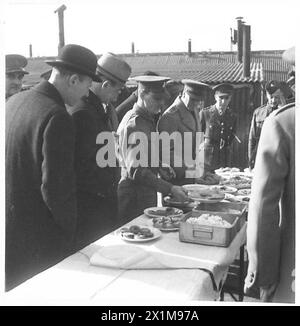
xmin=4 ymin=214 xmax=247 ymax=305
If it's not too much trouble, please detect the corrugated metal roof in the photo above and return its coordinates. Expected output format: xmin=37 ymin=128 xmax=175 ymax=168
xmin=22 ymin=50 xmax=291 ymax=86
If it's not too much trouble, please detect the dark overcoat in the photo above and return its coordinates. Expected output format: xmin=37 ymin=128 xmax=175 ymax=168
xmin=5 ymin=81 xmax=77 ymax=290
xmin=68 ymin=91 xmax=119 ymax=248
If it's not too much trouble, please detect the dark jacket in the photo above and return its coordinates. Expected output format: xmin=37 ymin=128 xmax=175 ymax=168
xmin=5 ymin=81 xmax=77 ymax=291
xmin=199 ymin=104 xmax=237 ymax=171
xmin=248 ymin=104 xmax=277 ymax=169
xmin=68 ymin=91 xmax=119 ymax=247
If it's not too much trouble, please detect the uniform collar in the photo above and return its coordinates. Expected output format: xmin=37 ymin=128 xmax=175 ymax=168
xmin=33 ymin=80 xmax=66 ymax=108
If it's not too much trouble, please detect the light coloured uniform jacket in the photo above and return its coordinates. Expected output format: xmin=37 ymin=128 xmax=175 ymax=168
xmin=247 ymin=103 xmax=295 ymax=303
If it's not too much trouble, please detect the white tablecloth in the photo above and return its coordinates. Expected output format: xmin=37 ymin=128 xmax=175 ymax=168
xmin=3 ymin=215 xmax=246 ymax=305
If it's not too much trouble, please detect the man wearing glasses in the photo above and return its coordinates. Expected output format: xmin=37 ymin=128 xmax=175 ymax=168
xmin=5 ymin=54 xmax=29 ymax=100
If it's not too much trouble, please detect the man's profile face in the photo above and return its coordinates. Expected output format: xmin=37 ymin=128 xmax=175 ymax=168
xmin=6 ymin=72 xmax=25 ymax=98
xmin=267 ymin=89 xmax=286 ymax=109
xmin=69 ymin=75 xmax=92 ymax=106
xmin=143 ymin=92 xmax=165 ymax=114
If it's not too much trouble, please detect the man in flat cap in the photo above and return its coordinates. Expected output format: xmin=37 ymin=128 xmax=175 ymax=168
xmin=67 ymin=52 xmax=132 ymax=249
xmin=117 ymin=75 xmax=188 ymax=223
xmin=245 ymin=46 xmax=295 ymax=303
xmin=5 ymin=54 xmax=29 ymax=100
xmin=199 ymin=83 xmax=237 ymax=172
xmin=248 ymin=80 xmax=286 ymax=170
xmin=157 ymin=79 xmax=211 ymax=185
xmin=6 ymin=44 xmax=98 ymax=290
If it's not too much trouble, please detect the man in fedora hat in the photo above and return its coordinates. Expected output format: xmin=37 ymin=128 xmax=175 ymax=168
xmin=199 ymin=83 xmax=237 ymax=172
xmin=5 ymin=54 xmax=29 ymax=100
xmin=5 ymin=44 xmax=99 ymax=290
xmin=248 ymin=80 xmax=287 ymax=170
xmin=245 ymin=46 xmax=295 ymax=303
xmin=157 ymin=79 xmax=211 ymax=185
xmin=117 ymin=75 xmax=188 ymax=223
xmin=67 ymin=52 xmax=132 ymax=248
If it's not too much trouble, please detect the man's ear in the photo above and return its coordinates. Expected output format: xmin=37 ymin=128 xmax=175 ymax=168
xmin=102 ymin=80 xmax=110 ymax=88
xmin=69 ymin=74 xmax=79 ymax=86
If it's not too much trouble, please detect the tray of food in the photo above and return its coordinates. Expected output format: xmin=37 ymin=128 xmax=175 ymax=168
xmin=119 ymin=225 xmax=162 ymax=242
xmin=144 ymin=206 xmax=183 ymax=218
xmin=179 ymin=210 xmax=246 ymax=247
xmin=152 ymin=216 xmax=183 ymax=231
xmin=193 ymin=201 xmax=248 ymax=217
xmin=182 ymin=184 xmax=225 ymax=203
xmin=195 ymin=172 xmax=222 ymax=185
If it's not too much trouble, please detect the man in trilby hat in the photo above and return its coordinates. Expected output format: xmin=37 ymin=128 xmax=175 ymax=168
xmin=117 ymin=75 xmax=188 ymax=223
xmin=67 ymin=52 xmax=132 ymax=248
xmin=5 ymin=54 xmax=29 ymax=100
xmin=6 ymin=44 xmax=98 ymax=291
xmin=248 ymin=80 xmax=287 ymax=170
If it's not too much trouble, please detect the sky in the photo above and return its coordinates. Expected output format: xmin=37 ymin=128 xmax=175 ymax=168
xmin=1 ymin=0 xmax=298 ymax=57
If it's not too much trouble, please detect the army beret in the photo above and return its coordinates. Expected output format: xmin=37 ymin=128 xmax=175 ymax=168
xmin=212 ymin=83 xmax=234 ymax=95
xmin=182 ymin=79 xmax=211 ymax=99
xmin=6 ymin=54 xmax=29 ymax=74
xmin=265 ymin=80 xmax=283 ymax=94
xmin=132 ymin=75 xmax=170 ymax=94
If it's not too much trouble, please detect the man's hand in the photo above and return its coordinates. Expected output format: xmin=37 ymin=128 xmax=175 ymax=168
xmin=170 ymin=185 xmax=189 ymax=203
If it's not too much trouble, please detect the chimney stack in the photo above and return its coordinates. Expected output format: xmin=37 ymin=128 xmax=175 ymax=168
xmin=54 ymin=4 xmax=67 ymax=55
xmin=188 ymin=38 xmax=192 ymax=56
xmin=29 ymin=44 xmax=33 ymax=58
xmin=243 ymin=24 xmax=251 ymax=78
xmin=236 ymin=17 xmax=244 ymax=63
xmin=131 ymin=42 xmax=135 ymax=54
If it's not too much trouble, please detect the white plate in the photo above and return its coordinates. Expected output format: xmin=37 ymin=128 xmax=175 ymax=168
xmin=119 ymin=226 xmax=162 ymax=243
xmin=152 ymin=216 xmax=183 ymax=232
xmin=144 ymin=207 xmax=183 ymax=218
xmin=182 ymin=184 xmax=225 ymax=203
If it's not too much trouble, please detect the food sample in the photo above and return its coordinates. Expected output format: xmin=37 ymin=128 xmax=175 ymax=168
xmin=186 ymin=214 xmax=232 ymax=228
xmin=153 ymin=216 xmax=182 ymax=229
xmin=120 ymin=225 xmax=154 ymax=239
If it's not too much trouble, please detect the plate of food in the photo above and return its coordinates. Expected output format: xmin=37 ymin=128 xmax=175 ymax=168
xmin=209 ymin=185 xmax=237 ymax=194
xmin=182 ymin=184 xmax=225 ymax=203
xmin=163 ymin=196 xmax=196 ymax=211
xmin=144 ymin=206 xmax=183 ymax=218
xmin=237 ymin=188 xmax=251 ymax=196
xmin=118 ymin=225 xmax=162 ymax=242
xmin=220 ymin=175 xmax=252 ymax=189
xmin=152 ymin=216 xmax=183 ymax=231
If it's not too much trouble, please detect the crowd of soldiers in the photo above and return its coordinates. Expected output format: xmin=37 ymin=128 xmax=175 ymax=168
xmin=5 ymin=44 xmax=295 ymax=303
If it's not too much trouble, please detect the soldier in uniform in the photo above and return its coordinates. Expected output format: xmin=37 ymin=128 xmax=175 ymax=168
xmin=248 ymin=80 xmax=287 ymax=170
xmin=117 ymin=75 xmax=188 ymax=223
xmin=5 ymin=54 xmax=29 ymax=100
xmin=199 ymin=83 xmax=237 ymax=172
xmin=157 ymin=79 xmax=211 ymax=185
xmin=245 ymin=46 xmax=295 ymax=303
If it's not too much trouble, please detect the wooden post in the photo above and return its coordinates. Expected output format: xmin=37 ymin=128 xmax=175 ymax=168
xmin=54 ymin=5 xmax=67 ymax=55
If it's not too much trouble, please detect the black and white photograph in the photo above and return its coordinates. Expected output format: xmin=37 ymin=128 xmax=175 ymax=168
xmin=0 ymin=0 xmax=298 ymax=307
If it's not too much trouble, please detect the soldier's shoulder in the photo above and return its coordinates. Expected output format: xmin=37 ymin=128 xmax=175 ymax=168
xmin=273 ymin=102 xmax=295 ymax=116
xmin=203 ymin=104 xmax=214 ymax=111
xmin=254 ymin=104 xmax=268 ymax=113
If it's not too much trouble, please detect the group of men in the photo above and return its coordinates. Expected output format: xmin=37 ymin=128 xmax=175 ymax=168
xmin=5 ymin=44 xmax=296 ymax=303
